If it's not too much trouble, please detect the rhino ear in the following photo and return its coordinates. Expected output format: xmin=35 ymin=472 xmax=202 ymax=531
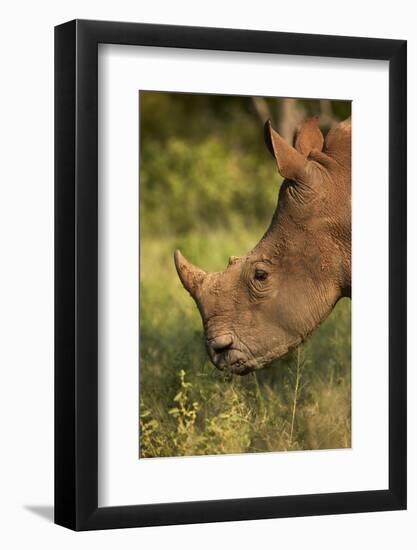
xmin=294 ymin=116 xmax=324 ymax=156
xmin=264 ymin=120 xmax=308 ymax=181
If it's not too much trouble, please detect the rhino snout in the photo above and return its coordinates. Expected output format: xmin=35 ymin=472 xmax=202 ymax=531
xmin=207 ymin=334 xmax=233 ymax=353
xmin=205 ymin=334 xmax=253 ymax=374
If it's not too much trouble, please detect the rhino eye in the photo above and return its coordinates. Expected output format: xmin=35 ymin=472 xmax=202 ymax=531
xmin=254 ymin=269 xmax=268 ymax=281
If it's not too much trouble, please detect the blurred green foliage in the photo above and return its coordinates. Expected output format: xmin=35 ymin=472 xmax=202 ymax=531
xmin=140 ymin=92 xmax=351 ymax=236
xmin=139 ymin=92 xmax=351 ymax=457
xmin=140 ymin=92 xmax=276 ymax=236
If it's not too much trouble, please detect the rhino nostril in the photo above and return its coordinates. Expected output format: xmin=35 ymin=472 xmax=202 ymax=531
xmin=209 ymin=335 xmax=233 ymax=353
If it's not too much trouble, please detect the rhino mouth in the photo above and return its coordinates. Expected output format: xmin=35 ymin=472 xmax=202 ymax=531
xmin=215 ymin=355 xmax=254 ymax=375
xmin=219 ymin=361 xmax=255 ymax=376
xmin=207 ymin=346 xmax=263 ymax=376
xmin=206 ymin=337 xmax=299 ymax=376
xmin=205 ymin=332 xmax=296 ymax=375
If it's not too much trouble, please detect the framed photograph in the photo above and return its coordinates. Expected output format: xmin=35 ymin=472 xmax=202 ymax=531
xmin=55 ymin=19 xmax=406 ymax=530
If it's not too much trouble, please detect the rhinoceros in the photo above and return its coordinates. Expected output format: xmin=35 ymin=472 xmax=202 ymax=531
xmin=174 ymin=116 xmax=351 ymax=375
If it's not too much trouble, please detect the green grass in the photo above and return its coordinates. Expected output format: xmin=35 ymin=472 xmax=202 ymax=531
xmin=139 ymin=225 xmax=351 ymax=458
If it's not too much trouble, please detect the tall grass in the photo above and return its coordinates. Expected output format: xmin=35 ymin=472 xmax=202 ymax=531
xmin=139 ymin=226 xmax=351 ymax=458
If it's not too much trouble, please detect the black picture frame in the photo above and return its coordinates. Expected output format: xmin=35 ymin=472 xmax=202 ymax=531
xmin=55 ymin=19 xmax=407 ymax=531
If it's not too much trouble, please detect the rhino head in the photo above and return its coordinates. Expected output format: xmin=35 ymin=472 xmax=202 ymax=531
xmin=174 ymin=116 xmax=351 ymax=375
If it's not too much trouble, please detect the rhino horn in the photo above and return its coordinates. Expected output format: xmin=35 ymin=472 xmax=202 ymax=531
xmin=174 ymin=250 xmax=206 ymax=297
xmin=264 ymin=120 xmax=308 ymax=182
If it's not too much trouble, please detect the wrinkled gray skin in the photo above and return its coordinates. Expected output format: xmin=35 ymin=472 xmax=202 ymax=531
xmin=174 ymin=117 xmax=351 ymax=375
